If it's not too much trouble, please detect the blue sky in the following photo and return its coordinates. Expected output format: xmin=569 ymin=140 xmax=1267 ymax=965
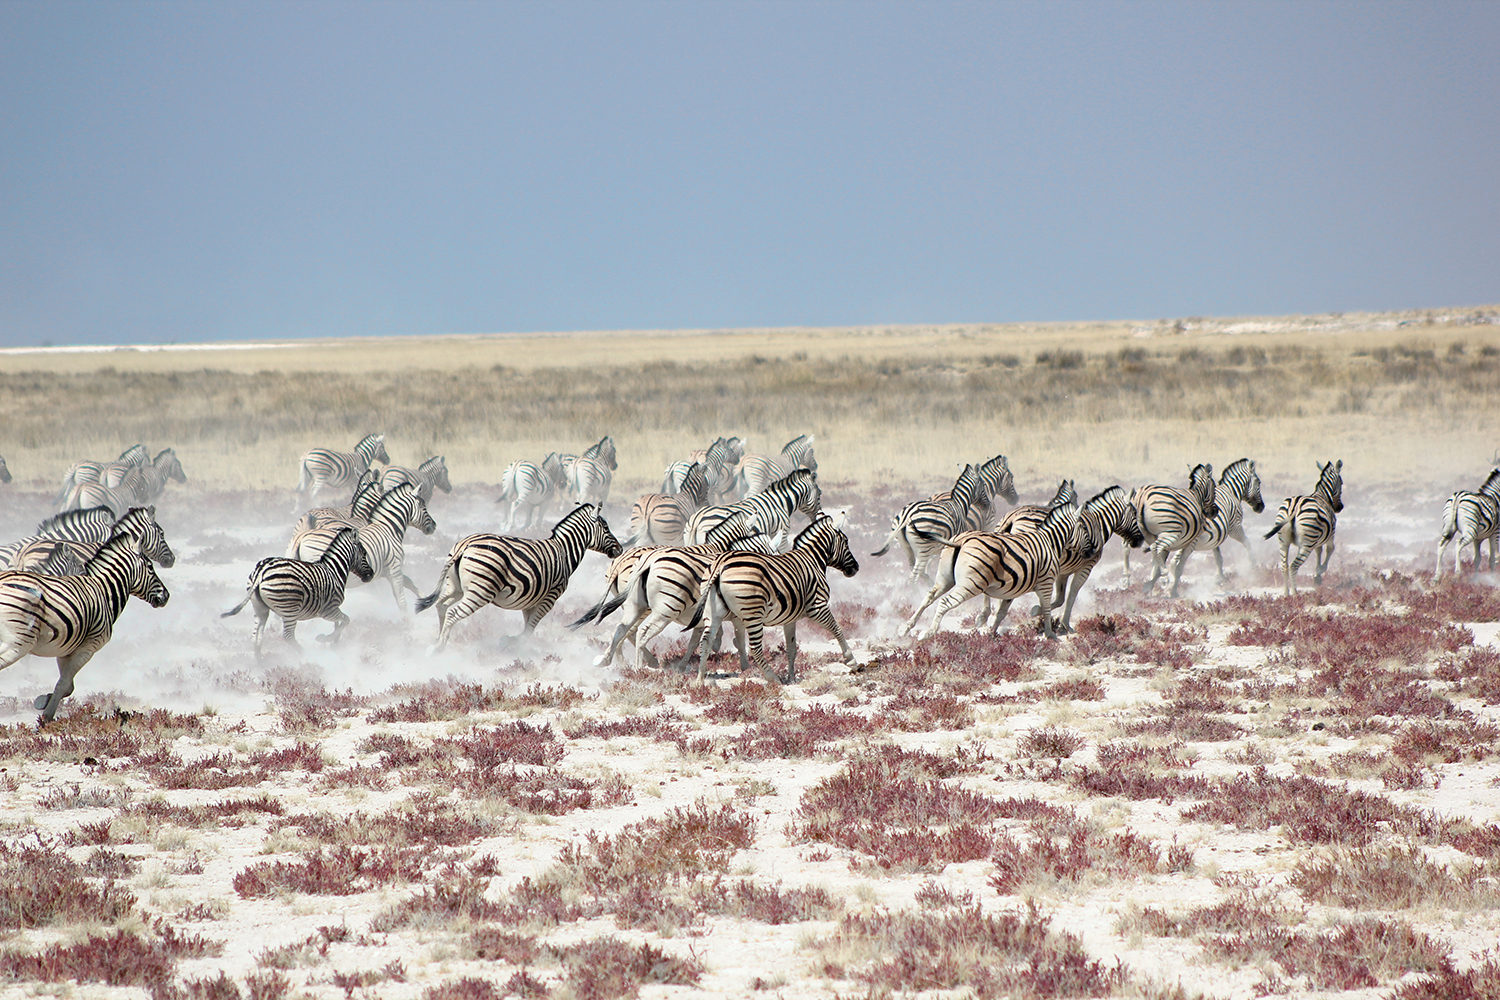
xmin=1 ymin=0 xmax=1496 ymax=348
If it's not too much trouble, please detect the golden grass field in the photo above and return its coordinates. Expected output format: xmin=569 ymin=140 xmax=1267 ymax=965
xmin=2 ymin=306 xmax=1497 ymax=496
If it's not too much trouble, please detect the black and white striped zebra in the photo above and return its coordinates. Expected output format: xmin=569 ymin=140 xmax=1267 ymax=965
xmin=996 ymin=485 xmax=1141 ymax=633
xmin=664 ymin=437 xmax=743 ymax=499
xmin=1436 ymin=468 xmax=1500 ymax=578
xmin=1 ymin=533 xmax=170 ymax=722
xmin=1129 ymin=462 xmax=1219 ymax=598
xmin=900 ymin=500 xmax=1087 ymax=641
xmin=416 ymin=504 xmax=622 ymax=651
xmin=380 ymin=455 xmax=452 ymax=503
xmin=734 ymin=435 xmax=817 ymax=498
xmin=872 ymin=464 xmax=986 ymax=582
xmin=1194 ymin=458 xmax=1266 ymax=584
xmin=686 ymin=467 xmax=823 ymax=545
xmin=574 ymin=510 xmax=785 ymax=671
xmin=287 ymin=483 xmax=437 ymax=613
xmin=1263 ymin=459 xmax=1344 ymax=595
xmin=55 ymin=444 xmax=148 ymax=506
xmin=295 ymin=434 xmax=389 ymax=507
xmin=495 ymin=454 xmax=566 ymax=531
xmin=294 ymin=473 xmax=384 ymax=537
xmin=994 ymin=479 xmax=1078 ymax=533
xmin=5 ymin=506 xmax=175 ymax=576
xmin=221 ymin=527 xmax=375 ymax=654
xmin=625 ymin=463 xmax=710 ymax=547
xmin=566 ymin=436 xmax=617 ymax=509
xmin=686 ymin=514 xmax=859 ymax=683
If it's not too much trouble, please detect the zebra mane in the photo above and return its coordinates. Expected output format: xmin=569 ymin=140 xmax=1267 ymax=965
xmin=117 ymin=443 xmax=149 ymax=464
xmin=418 ymin=455 xmax=446 ymax=473
xmin=791 ymin=513 xmax=838 ymax=549
xmin=36 ymin=505 xmax=114 ymax=536
xmin=370 ymin=481 xmax=417 ymax=519
xmin=1220 ymin=458 xmax=1253 ymax=483
xmin=1084 ymin=485 xmax=1126 ymax=510
xmin=781 ymin=434 xmax=810 ymax=454
xmin=1479 ymin=467 xmax=1500 ymax=496
xmin=1047 ymin=479 xmax=1077 ymax=508
xmin=550 ymin=504 xmax=598 ymax=537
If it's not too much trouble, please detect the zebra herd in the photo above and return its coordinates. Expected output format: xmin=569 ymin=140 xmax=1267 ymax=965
xmin=6 ymin=424 xmax=1500 ymax=720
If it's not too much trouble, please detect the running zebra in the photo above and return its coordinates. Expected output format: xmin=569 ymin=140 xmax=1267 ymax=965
xmin=287 ymin=483 xmax=436 ymax=613
xmin=573 ymin=511 xmax=782 ymax=671
xmin=222 ymin=527 xmax=375 ymax=654
xmin=55 ymin=444 xmax=149 ymax=506
xmin=1129 ymin=463 xmax=1219 ymax=598
xmin=0 ymin=533 xmax=170 ymax=722
xmin=496 ymin=453 xmax=566 ymax=531
xmin=734 ymin=435 xmax=817 ymax=498
xmin=294 ymin=472 xmax=384 ymax=536
xmin=1194 ymin=458 xmax=1266 ymax=584
xmin=663 ymin=437 xmax=743 ymax=500
xmin=1263 ymin=459 xmax=1344 ymax=595
xmin=380 ymin=456 xmax=452 ymax=503
xmin=900 ymin=501 xmax=1087 ymax=641
xmin=872 ymin=465 xmax=985 ymax=582
xmin=567 ymin=436 xmax=617 ymax=509
xmin=5 ymin=507 xmax=175 ymax=576
xmin=295 ymin=434 xmax=389 ymax=507
xmin=1436 ymin=468 xmax=1500 ymax=578
xmin=625 ymin=464 xmax=711 ymax=548
xmin=128 ymin=449 xmax=187 ymax=504
xmin=995 ymin=485 xmax=1141 ymax=633
xmin=686 ymin=514 xmax=860 ymax=683
xmin=685 ymin=468 xmax=822 ymax=545
xmin=416 ymin=504 xmax=622 ymax=651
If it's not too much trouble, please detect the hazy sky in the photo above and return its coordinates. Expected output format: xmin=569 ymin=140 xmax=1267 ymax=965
xmin=1 ymin=0 xmax=1496 ymax=348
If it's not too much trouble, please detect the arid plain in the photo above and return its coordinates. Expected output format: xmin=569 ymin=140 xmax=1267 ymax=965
xmin=2 ymin=308 xmax=1500 ymax=999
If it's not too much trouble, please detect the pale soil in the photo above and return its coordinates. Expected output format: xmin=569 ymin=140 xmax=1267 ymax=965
xmin=1 ymin=459 xmax=1498 ymax=999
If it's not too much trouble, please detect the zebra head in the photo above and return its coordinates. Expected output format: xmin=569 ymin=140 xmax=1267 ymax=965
xmin=155 ymin=448 xmax=187 ymax=484
xmin=558 ymin=504 xmax=624 ymax=558
xmin=115 ymin=507 xmax=175 ymax=568
xmin=1315 ymin=459 xmax=1344 ymax=513
xmin=584 ymin=436 xmax=618 ymax=470
xmin=376 ymin=482 xmax=437 ymax=536
xmin=356 ymin=434 xmax=389 ymax=467
xmin=325 ymin=527 xmax=376 ymax=583
xmin=784 ymin=468 xmax=824 ymax=519
xmin=979 ymin=454 xmax=1019 ymax=505
xmin=1089 ymin=485 xmax=1145 ymax=549
xmin=1042 ymin=501 xmax=1093 ymax=560
xmin=91 ymin=534 xmax=170 ymax=608
xmin=1047 ymin=479 xmax=1077 ymax=508
xmin=795 ymin=515 xmax=859 ymax=578
xmin=421 ymin=455 xmax=453 ymax=493
xmin=1189 ymin=463 xmax=1219 ymax=520
xmin=783 ymin=434 xmax=817 ymax=475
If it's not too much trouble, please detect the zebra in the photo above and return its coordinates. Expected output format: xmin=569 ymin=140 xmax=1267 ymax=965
xmin=686 ymin=514 xmax=860 ymax=683
xmin=994 ymin=479 xmax=1078 ymax=533
xmin=0 ymin=533 xmax=170 ymax=722
xmin=1263 ymin=459 xmax=1344 ymax=596
xmin=900 ymin=500 xmax=1088 ymax=641
xmin=294 ymin=472 xmax=384 ymax=536
xmin=1436 ymin=468 xmax=1500 ymax=578
xmin=287 ymin=483 xmax=436 ymax=613
xmin=664 ymin=437 xmax=743 ymax=500
xmin=686 ymin=468 xmax=823 ymax=547
xmin=996 ymin=486 xmax=1142 ymax=633
xmin=222 ymin=527 xmax=375 ymax=654
xmin=1194 ymin=458 xmax=1266 ymax=584
xmin=574 ymin=511 xmax=786 ymax=672
xmin=734 ymin=435 xmax=817 ymax=498
xmin=416 ymin=504 xmax=622 ymax=651
xmin=380 ymin=455 xmax=452 ymax=503
xmin=295 ymin=434 xmax=389 ymax=507
xmin=872 ymin=464 xmax=986 ymax=582
xmin=567 ymin=436 xmax=617 ymax=509
xmin=1128 ymin=463 xmax=1219 ymax=598
xmin=495 ymin=454 xmax=566 ymax=531
xmin=128 ymin=448 xmax=187 ymax=504
xmin=625 ymin=463 xmax=710 ymax=548
xmin=5 ymin=507 xmax=175 ymax=576
xmin=55 ymin=444 xmax=149 ymax=506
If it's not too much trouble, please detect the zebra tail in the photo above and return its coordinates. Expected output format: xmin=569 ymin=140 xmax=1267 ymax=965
xmin=295 ymin=461 xmax=310 ymax=493
xmin=1261 ymin=519 xmax=1285 ymax=541
xmin=221 ymin=592 xmax=252 ymax=618
xmin=871 ymin=528 xmax=899 ymax=557
xmin=1438 ymin=497 xmax=1459 ymax=544
xmin=568 ymin=589 xmax=629 ymax=630
xmin=413 ymin=557 xmax=455 ymax=614
xmin=684 ymin=579 xmax=714 ymax=632
xmin=913 ymin=527 xmax=963 ymax=549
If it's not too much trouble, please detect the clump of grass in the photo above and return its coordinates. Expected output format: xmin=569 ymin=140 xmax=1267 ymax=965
xmin=1290 ymin=845 xmax=1495 ymax=909
xmin=1019 ymin=727 xmax=1086 ymax=759
xmin=685 ymin=679 xmax=785 ymax=724
xmin=1204 ymin=917 xmax=1449 ymax=992
xmin=989 ymin=815 xmax=1184 ymax=893
xmin=1069 ymin=615 xmax=1203 ymax=671
xmin=0 ymin=835 xmax=137 ymax=928
xmin=0 ymin=919 xmax=220 ymax=991
xmin=368 ymin=680 xmax=590 ymax=723
xmin=551 ymin=937 xmax=704 ymax=997
xmin=233 ymin=845 xmax=438 ymax=897
xmin=817 ymin=902 xmax=1125 ymax=999
xmin=725 ymin=704 xmax=885 ymax=760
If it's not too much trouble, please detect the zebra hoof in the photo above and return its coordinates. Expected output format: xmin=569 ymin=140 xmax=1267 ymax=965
xmin=34 ymin=694 xmax=52 ymax=712
xmin=591 ymin=654 xmax=611 ymax=668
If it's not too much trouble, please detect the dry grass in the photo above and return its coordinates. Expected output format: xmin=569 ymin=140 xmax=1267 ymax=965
xmin=2 ymin=309 xmax=1497 ymax=490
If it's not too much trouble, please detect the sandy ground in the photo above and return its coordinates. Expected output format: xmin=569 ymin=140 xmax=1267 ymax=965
xmin=1 ymin=466 xmax=1498 ymax=999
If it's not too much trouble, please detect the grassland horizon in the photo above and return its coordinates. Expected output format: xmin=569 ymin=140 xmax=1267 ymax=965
xmin=2 ymin=305 xmax=1497 ymax=496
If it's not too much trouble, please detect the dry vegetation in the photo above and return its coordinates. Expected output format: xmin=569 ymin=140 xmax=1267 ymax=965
xmin=3 ymin=307 xmax=1498 ymax=491
xmin=2 ymin=308 xmax=1500 ymax=999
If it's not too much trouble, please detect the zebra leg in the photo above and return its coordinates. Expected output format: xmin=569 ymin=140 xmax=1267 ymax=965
xmin=387 ymin=574 xmax=409 ymax=614
xmin=743 ymin=623 xmax=780 ymax=685
xmin=1489 ymin=536 xmax=1498 ymax=572
xmin=1313 ymin=540 xmax=1335 ymax=585
xmin=806 ymin=604 xmax=855 ymax=668
xmin=1213 ymin=546 xmax=1227 ymax=584
xmin=987 ymin=598 xmax=1015 ymax=636
xmin=1287 ymin=545 xmax=1312 ymax=595
xmin=1122 ymin=545 xmax=1132 ymax=587
xmin=1033 ymin=581 xmax=1056 ymax=639
xmin=36 ymin=650 xmax=95 ymax=722
xmin=596 ymin=618 xmax=634 ymax=668
xmin=250 ymin=596 xmax=272 ymax=656
xmin=1470 ymin=538 xmax=1483 ymax=575
xmin=281 ymin=619 xmax=302 ymax=650
xmin=521 ymin=593 xmax=564 ymax=635
xmin=1143 ymin=541 xmax=1169 ymax=596
xmin=1059 ymin=565 xmax=1095 ymax=634
xmin=1168 ymin=546 xmax=1193 ymax=598
xmin=900 ymin=555 xmax=959 ymax=637
xmin=782 ymin=623 xmax=798 ymax=684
